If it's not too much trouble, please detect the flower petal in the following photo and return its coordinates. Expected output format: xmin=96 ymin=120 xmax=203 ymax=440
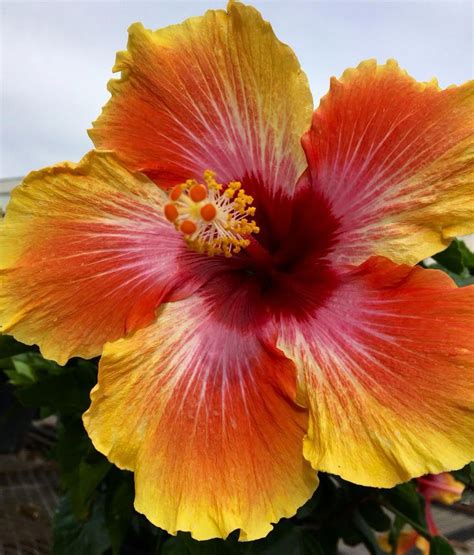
xmin=89 ymin=2 xmax=313 ymax=197
xmin=84 ymin=279 xmax=317 ymax=540
xmin=0 ymin=151 xmax=218 ymax=364
xmin=303 ymin=59 xmax=474 ymax=265
xmin=277 ymin=257 xmax=474 ymax=487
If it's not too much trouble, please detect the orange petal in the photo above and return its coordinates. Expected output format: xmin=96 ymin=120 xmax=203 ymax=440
xmin=0 ymin=151 xmax=218 ymax=364
xmin=84 ymin=282 xmax=317 ymax=540
xmin=89 ymin=2 xmax=312 ymax=196
xmin=277 ymin=257 xmax=474 ymax=487
xmin=303 ymin=59 xmax=474 ymax=265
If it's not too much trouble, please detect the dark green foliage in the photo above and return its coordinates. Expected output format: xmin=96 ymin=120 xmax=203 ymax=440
xmin=429 ymin=537 xmax=456 ymax=555
xmin=1 ymin=239 xmax=472 ymax=554
xmin=53 ymin=494 xmax=111 ymax=555
xmin=105 ymin=474 xmax=135 ymax=554
xmin=452 ymin=462 xmax=474 ymax=504
xmin=0 ymin=334 xmax=35 ymax=358
xmin=383 ymin=482 xmax=426 ymax=529
xmin=433 ymin=239 xmax=474 ymax=275
xmin=429 ymin=239 xmax=474 ymax=286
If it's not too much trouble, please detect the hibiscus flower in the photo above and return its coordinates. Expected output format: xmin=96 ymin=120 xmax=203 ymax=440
xmin=1 ymin=0 xmax=473 ymax=542
xmin=380 ymin=472 xmax=465 ymax=554
xmin=417 ymin=472 xmax=465 ymax=535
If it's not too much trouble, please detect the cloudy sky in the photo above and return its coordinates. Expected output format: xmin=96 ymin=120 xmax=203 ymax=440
xmin=1 ymin=0 xmax=473 ymax=178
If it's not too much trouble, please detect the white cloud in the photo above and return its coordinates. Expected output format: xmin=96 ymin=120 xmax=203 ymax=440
xmin=1 ymin=0 xmax=472 ymax=177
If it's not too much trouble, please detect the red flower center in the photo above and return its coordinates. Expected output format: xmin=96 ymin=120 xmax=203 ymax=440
xmin=202 ymin=173 xmax=341 ymax=324
xmin=165 ymin=171 xmax=341 ymax=324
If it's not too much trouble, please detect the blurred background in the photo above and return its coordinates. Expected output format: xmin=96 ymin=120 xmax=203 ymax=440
xmin=1 ymin=0 xmax=473 ymax=182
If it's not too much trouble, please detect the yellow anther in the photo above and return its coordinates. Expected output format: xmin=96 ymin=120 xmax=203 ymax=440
xmin=163 ymin=171 xmax=259 ymax=257
xmin=203 ymin=170 xmax=222 ymax=191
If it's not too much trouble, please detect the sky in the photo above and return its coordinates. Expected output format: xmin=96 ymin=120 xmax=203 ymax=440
xmin=1 ymin=0 xmax=473 ymax=178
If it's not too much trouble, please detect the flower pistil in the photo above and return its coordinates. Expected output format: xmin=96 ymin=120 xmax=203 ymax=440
xmin=164 ymin=170 xmax=259 ymax=257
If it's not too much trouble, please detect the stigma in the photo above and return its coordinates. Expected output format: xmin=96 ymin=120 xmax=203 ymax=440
xmin=163 ymin=171 xmax=259 ymax=257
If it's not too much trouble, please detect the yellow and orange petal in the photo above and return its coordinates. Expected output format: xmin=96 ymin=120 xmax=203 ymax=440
xmin=277 ymin=257 xmax=474 ymax=487
xmin=303 ymin=59 xmax=474 ymax=265
xmin=83 ymin=284 xmax=317 ymax=540
xmin=0 ymin=151 xmax=218 ymax=364
xmin=89 ymin=1 xmax=313 ymax=196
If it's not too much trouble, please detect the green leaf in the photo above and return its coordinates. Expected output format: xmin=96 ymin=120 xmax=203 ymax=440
xmin=72 ymin=457 xmax=111 ymax=519
xmin=11 ymin=359 xmax=36 ymax=381
xmin=339 ymin=518 xmax=363 ymax=546
xmin=15 ymin=370 xmax=93 ymax=412
xmin=162 ymin=522 xmax=326 ymax=555
xmin=451 ymin=462 xmax=474 ymax=486
xmin=0 ymin=334 xmax=35 ymax=357
xmin=295 ymin=474 xmax=340 ymax=521
xmin=0 ymin=382 xmax=34 ymax=452
xmin=457 ymin=240 xmax=474 ymax=271
xmin=246 ymin=522 xmax=325 ymax=555
xmin=4 ymin=368 xmax=35 ymax=386
xmin=432 ymin=239 xmax=474 ymax=281
xmin=54 ymin=417 xmax=111 ymax=519
xmin=15 ymin=352 xmax=63 ymax=374
xmin=429 ymin=536 xmax=455 ymax=555
xmin=250 ymin=525 xmax=325 ymax=555
xmin=4 ymin=352 xmax=67 ymax=388
xmin=53 ymin=494 xmax=111 ymax=555
xmin=388 ymin=515 xmax=405 ymax=552
xmin=384 ymin=482 xmax=426 ymax=528
xmin=359 ymin=501 xmax=391 ymax=532
xmin=54 ymin=419 xmax=91 ymax=485
xmin=454 ymin=463 xmax=474 ymax=505
xmin=352 ymin=510 xmax=387 ymax=555
xmin=433 ymin=240 xmax=467 ymax=275
xmin=105 ymin=473 xmax=135 ymax=555
xmin=162 ymin=533 xmax=237 ymax=555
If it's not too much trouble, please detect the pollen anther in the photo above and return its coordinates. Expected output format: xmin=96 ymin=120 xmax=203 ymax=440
xmin=190 ymin=184 xmax=207 ymax=202
xmin=164 ymin=203 xmax=179 ymax=222
xmin=169 ymin=185 xmax=182 ymax=201
xmin=200 ymin=203 xmax=216 ymax=222
xmin=163 ymin=171 xmax=259 ymax=257
xmin=180 ymin=220 xmax=197 ymax=235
